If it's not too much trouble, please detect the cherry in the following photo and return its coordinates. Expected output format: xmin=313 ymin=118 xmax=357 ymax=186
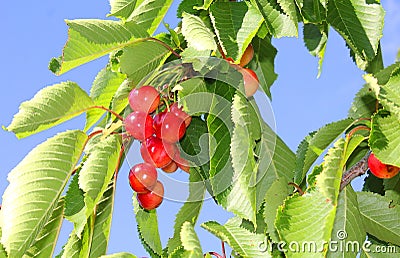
xmin=174 ymin=149 xmax=190 ymax=173
xmin=124 ymin=111 xmax=154 ymax=141
xmin=137 ymin=180 xmax=164 ymax=210
xmin=368 ymin=153 xmax=400 ymax=179
xmin=154 ymin=112 xmax=186 ymax=143
xmin=162 ymin=161 xmax=178 ymax=173
xmin=128 ymin=163 xmax=158 ymax=193
xmin=129 ymin=85 xmax=160 ymax=114
xmin=240 ymin=68 xmax=259 ymax=97
xmin=239 ymin=44 xmax=254 ymax=67
xmin=153 ymin=111 xmax=167 ymax=132
xmin=170 ymin=102 xmax=192 ymax=127
xmin=140 ymin=136 xmax=177 ymax=168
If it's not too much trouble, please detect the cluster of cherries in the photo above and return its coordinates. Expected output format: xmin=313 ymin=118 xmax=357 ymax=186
xmin=124 ymin=85 xmax=191 ymax=210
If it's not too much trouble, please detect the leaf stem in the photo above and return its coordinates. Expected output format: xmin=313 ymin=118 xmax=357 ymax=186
xmin=91 ymin=105 xmax=124 ymax=121
xmin=288 ymin=182 xmax=304 ymax=196
xmin=146 ymin=37 xmax=182 ymax=59
xmin=340 ymin=151 xmax=370 ymax=191
xmin=346 ymin=125 xmax=370 ymax=139
xmin=221 ymin=241 xmax=226 ymax=258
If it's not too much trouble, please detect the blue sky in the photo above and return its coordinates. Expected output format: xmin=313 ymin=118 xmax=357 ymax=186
xmin=1 ymin=0 xmax=400 ymax=256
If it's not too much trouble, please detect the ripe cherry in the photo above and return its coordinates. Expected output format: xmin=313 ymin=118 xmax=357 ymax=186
xmin=124 ymin=111 xmax=154 ymax=141
xmin=140 ymin=136 xmax=177 ymax=168
xmin=129 ymin=85 xmax=160 ymax=114
xmin=137 ymin=180 xmax=164 ymax=210
xmin=128 ymin=163 xmax=158 ymax=193
xmin=154 ymin=112 xmax=186 ymax=143
xmin=368 ymin=153 xmax=400 ymax=179
xmin=239 ymin=44 xmax=254 ymax=67
xmin=170 ymin=102 xmax=192 ymax=127
xmin=240 ymin=68 xmax=259 ymax=97
xmin=162 ymin=161 xmax=178 ymax=173
xmin=153 ymin=111 xmax=167 ymax=132
xmin=174 ymin=149 xmax=190 ymax=173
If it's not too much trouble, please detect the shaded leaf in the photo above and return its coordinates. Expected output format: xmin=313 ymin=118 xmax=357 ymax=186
xmin=180 ymin=222 xmax=203 ymax=258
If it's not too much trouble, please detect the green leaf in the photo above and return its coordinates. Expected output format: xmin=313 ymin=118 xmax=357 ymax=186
xmin=297 ymin=0 xmax=327 ymax=23
xmin=23 ymin=198 xmax=65 ymax=258
xmin=89 ymin=180 xmax=116 ymax=258
xmin=64 ymin=170 xmax=85 ymax=223
xmin=303 ymin=23 xmax=328 ymax=77
xmin=225 ymin=94 xmax=261 ymax=222
xmin=251 ymin=0 xmax=298 ymax=38
xmin=75 ymin=135 xmax=120 ymax=235
xmin=111 ymin=79 xmax=134 ymax=116
xmin=134 ymin=197 xmax=163 ymax=256
xmin=177 ymin=0 xmax=202 ymax=18
xmin=327 ymin=186 xmax=366 ymax=257
xmin=348 ymin=84 xmax=378 ymax=119
xmin=119 ymin=41 xmax=170 ymax=83
xmin=255 ymin=122 xmax=295 ymax=210
xmin=180 ymin=222 xmax=203 ymax=258
xmin=181 ymin=12 xmax=217 ymax=51
xmin=100 ymin=253 xmax=137 ymax=258
xmin=294 ymin=118 xmax=353 ymax=185
xmin=357 ymin=192 xmax=400 ymax=246
xmin=276 ymin=192 xmax=336 ymax=257
xmin=51 ymin=19 xmax=148 ymax=75
xmin=249 ymin=35 xmax=278 ymax=98
xmin=315 ymin=138 xmax=346 ymax=204
xmin=85 ymin=68 xmax=126 ymax=131
xmin=108 ymin=0 xmax=137 ymax=20
xmin=126 ymin=0 xmax=173 ymax=35
xmin=369 ymin=112 xmax=400 ymax=167
xmin=60 ymin=223 xmax=91 ymax=258
xmin=1 ymin=130 xmax=87 ymax=257
xmin=327 ymin=0 xmax=384 ymax=62
xmin=201 ymin=217 xmax=270 ymax=257
xmin=6 ymin=82 xmax=94 ymax=139
xmin=210 ymin=2 xmax=264 ymax=60
xmin=166 ymin=170 xmax=206 ymax=254
xmin=378 ymin=71 xmax=400 ymax=117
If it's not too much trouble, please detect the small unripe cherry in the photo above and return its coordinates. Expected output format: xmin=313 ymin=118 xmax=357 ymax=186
xmin=137 ymin=181 xmax=164 ymax=210
xmin=124 ymin=111 xmax=154 ymax=141
xmin=170 ymin=102 xmax=192 ymax=127
xmin=128 ymin=163 xmax=158 ymax=193
xmin=240 ymin=68 xmax=259 ymax=97
xmin=368 ymin=153 xmax=400 ymax=179
xmin=140 ymin=136 xmax=177 ymax=168
xmin=239 ymin=44 xmax=254 ymax=67
xmin=129 ymin=85 xmax=160 ymax=114
xmin=162 ymin=161 xmax=178 ymax=173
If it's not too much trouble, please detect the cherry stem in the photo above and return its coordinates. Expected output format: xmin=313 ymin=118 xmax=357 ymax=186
xmin=347 ymin=125 xmax=370 ymax=139
xmin=288 ymin=182 xmax=304 ymax=196
xmin=146 ymin=37 xmax=181 ymax=59
xmin=91 ymin=105 xmax=124 ymax=121
xmin=221 ymin=241 xmax=226 ymax=258
xmin=114 ymin=144 xmax=125 ymax=180
xmin=340 ymin=151 xmax=371 ymax=191
xmin=205 ymin=252 xmax=224 ymax=258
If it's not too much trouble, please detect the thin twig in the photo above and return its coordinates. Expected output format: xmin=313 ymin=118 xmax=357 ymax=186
xmin=146 ymin=37 xmax=182 ymax=58
xmin=92 ymin=105 xmax=124 ymax=121
xmin=288 ymin=182 xmax=305 ymax=196
xmin=221 ymin=241 xmax=226 ymax=258
xmin=340 ymin=151 xmax=371 ymax=191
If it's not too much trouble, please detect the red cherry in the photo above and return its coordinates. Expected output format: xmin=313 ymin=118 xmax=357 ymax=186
xmin=128 ymin=163 xmax=158 ymax=193
xmin=162 ymin=161 xmax=178 ymax=173
xmin=155 ymin=112 xmax=186 ymax=143
xmin=170 ymin=102 xmax=192 ymax=127
xmin=173 ymin=149 xmax=190 ymax=173
xmin=368 ymin=153 xmax=400 ymax=179
xmin=239 ymin=44 xmax=254 ymax=67
xmin=140 ymin=136 xmax=177 ymax=168
xmin=129 ymin=85 xmax=160 ymax=113
xmin=137 ymin=181 xmax=164 ymax=210
xmin=239 ymin=68 xmax=259 ymax=97
xmin=124 ymin=111 xmax=154 ymax=141
xmin=153 ymin=111 xmax=167 ymax=132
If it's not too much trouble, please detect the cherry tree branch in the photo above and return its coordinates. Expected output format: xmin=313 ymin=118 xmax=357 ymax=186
xmin=340 ymin=151 xmax=371 ymax=191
